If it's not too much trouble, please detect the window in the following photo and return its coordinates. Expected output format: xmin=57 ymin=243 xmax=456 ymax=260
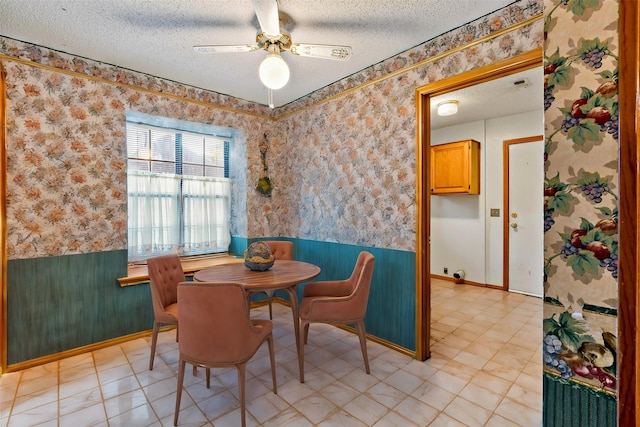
xmin=126 ymin=113 xmax=232 ymax=261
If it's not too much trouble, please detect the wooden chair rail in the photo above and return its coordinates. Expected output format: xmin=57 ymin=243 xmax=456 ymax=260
xmin=117 ymin=254 xmax=243 ymax=287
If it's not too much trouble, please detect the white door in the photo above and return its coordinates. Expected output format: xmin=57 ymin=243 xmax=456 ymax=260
xmin=507 ymin=138 xmax=544 ymax=297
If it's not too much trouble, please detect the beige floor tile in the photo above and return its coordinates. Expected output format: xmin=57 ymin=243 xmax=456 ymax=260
xmin=444 ymin=396 xmax=493 ymax=426
xmin=393 ymin=395 xmax=439 ymax=425
xmin=367 ymin=381 xmax=408 ymax=409
xmin=451 ymin=349 xmax=490 ymax=371
xmin=428 ymin=370 xmax=469 ymax=395
xmin=428 ymin=411 xmax=470 ymax=426
xmin=495 ymin=397 xmax=543 ymax=426
xmin=459 ymin=382 xmax=503 ymax=411
xmin=470 ymin=371 xmax=514 ymax=396
xmin=505 ymin=382 xmax=542 ymax=412
xmin=484 ymin=413 xmax=523 ymax=426
xmin=412 ymin=381 xmax=457 ymax=411
xmin=0 ymin=282 xmax=543 ymax=426
xmin=372 ymin=409 xmax=420 ymax=427
xmin=343 ymin=394 xmax=389 ymax=425
xmin=292 ymin=392 xmax=337 ymax=424
xmin=463 ymin=341 xmax=501 ymax=360
xmin=440 ymin=360 xmax=481 ymax=386
xmin=482 ymin=360 xmax=522 ymax=383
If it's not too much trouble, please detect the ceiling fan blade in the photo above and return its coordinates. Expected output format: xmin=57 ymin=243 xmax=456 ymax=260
xmin=252 ymin=0 xmax=280 ymax=38
xmin=290 ymin=43 xmax=352 ymax=61
xmin=194 ymin=44 xmax=261 ymax=54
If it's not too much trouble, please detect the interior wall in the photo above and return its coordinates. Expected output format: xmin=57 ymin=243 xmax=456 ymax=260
xmin=429 ymin=110 xmax=543 ymax=286
xmin=0 ymin=1 xmax=543 ymax=366
xmin=484 ymin=111 xmax=544 ymax=286
xmin=1 ymin=59 xmax=259 ymax=261
xmin=542 ymin=0 xmax=619 ymax=423
xmin=430 ymin=121 xmax=486 ymax=283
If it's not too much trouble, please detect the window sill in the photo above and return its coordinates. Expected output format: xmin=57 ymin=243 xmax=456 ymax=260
xmin=117 ymin=254 xmax=244 ymax=287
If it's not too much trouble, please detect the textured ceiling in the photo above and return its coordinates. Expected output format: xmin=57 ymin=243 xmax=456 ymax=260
xmin=1 ymin=0 xmax=517 ymax=108
xmin=431 ymin=66 xmax=543 ymax=130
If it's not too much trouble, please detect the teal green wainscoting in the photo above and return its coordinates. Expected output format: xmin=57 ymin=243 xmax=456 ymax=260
xmin=543 ymin=373 xmax=616 ymax=426
xmin=6 ymin=250 xmax=152 ymax=365
xmin=229 ymin=235 xmax=248 ymax=257
xmin=245 ymin=238 xmax=417 ymax=352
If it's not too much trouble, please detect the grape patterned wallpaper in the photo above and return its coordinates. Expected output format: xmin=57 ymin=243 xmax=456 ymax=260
xmin=542 ymin=0 xmax=619 ymax=395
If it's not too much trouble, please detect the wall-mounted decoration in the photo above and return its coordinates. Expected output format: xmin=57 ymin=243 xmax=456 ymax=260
xmin=256 ymin=133 xmax=273 ymax=197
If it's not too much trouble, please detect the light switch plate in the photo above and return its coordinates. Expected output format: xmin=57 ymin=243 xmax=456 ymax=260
xmin=490 ymin=208 xmax=500 ymax=217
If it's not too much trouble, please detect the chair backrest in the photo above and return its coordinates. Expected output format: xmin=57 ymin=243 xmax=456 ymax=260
xmin=147 ymin=255 xmax=185 ymax=312
xmin=263 ymin=240 xmax=294 ymax=261
xmin=177 ymin=282 xmax=268 ymax=363
xmin=346 ymin=251 xmax=376 ymax=317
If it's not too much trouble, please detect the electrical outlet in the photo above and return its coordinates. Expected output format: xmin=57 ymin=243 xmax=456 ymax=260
xmin=444 ymin=267 xmax=448 ymax=274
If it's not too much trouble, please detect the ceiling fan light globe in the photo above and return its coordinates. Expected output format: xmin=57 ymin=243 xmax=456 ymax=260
xmin=259 ymin=54 xmax=290 ymax=90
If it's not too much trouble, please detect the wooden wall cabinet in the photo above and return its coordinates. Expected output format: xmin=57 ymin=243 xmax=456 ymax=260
xmin=430 ymin=139 xmax=480 ymax=195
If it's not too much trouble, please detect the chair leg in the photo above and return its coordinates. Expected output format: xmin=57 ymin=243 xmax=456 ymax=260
xmin=299 ymin=319 xmax=308 ymax=383
xmin=267 ymin=334 xmax=277 ymax=394
xmin=237 ymin=363 xmax=248 ymax=427
xmin=149 ymin=321 xmax=160 ymax=370
xmin=206 ymin=368 xmax=211 ymax=388
xmin=303 ymin=323 xmax=310 ymax=344
xmin=174 ymin=358 xmax=186 ymax=426
xmin=355 ymin=321 xmax=370 ymax=374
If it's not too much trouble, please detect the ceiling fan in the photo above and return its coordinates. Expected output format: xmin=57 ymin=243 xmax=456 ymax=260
xmin=193 ymin=0 xmax=352 ymax=92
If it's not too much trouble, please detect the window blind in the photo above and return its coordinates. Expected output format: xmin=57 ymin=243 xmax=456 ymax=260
xmin=125 ymin=119 xmax=231 ymax=260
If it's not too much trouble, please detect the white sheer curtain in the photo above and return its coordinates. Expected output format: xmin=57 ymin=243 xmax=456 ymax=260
xmin=128 ymin=171 xmax=181 ymax=259
xmin=127 ymin=171 xmax=231 ymax=260
xmin=181 ymin=175 xmax=231 ymax=254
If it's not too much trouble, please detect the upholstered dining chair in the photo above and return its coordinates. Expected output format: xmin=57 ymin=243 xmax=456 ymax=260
xmin=147 ymin=254 xmax=184 ymax=371
xmin=298 ymin=251 xmax=375 ymax=383
xmin=253 ymin=240 xmax=294 ymax=319
xmin=174 ymin=282 xmax=277 ymax=427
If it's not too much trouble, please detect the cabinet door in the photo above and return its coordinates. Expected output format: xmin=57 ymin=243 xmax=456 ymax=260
xmin=431 ymin=140 xmax=479 ymax=194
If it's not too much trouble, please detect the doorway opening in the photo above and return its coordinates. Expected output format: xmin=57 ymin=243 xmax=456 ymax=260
xmin=414 ymin=49 xmax=543 ymax=360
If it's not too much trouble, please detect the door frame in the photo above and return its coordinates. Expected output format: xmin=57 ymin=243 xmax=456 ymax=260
xmin=0 ymin=62 xmax=6 ymax=374
xmin=617 ymin=0 xmax=638 ymax=424
xmin=502 ymin=135 xmax=544 ymax=293
xmin=415 ymin=49 xmax=542 ymax=360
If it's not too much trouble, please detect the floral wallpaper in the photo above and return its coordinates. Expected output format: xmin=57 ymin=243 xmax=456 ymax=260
xmin=263 ymin=1 xmax=543 ymax=247
xmin=0 ymin=38 xmax=276 ymax=119
xmin=1 ymin=0 xmax=543 ymax=260
xmin=2 ymin=62 xmax=268 ymax=259
xmin=279 ymin=0 xmax=544 ymax=117
xmin=542 ymin=0 xmax=619 ymax=395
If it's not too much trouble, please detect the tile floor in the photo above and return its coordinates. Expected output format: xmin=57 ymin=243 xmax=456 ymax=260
xmin=0 ymin=279 xmax=543 ymax=426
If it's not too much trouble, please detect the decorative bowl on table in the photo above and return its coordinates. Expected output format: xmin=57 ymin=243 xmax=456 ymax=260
xmin=244 ymin=241 xmax=275 ymax=271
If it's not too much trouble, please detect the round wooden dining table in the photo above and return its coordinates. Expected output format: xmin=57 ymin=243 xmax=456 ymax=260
xmin=193 ymin=259 xmax=321 ymax=382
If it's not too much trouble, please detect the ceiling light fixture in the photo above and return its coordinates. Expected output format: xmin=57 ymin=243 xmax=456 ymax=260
xmin=259 ymin=44 xmax=290 ymax=90
xmin=437 ymin=100 xmax=459 ymax=116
